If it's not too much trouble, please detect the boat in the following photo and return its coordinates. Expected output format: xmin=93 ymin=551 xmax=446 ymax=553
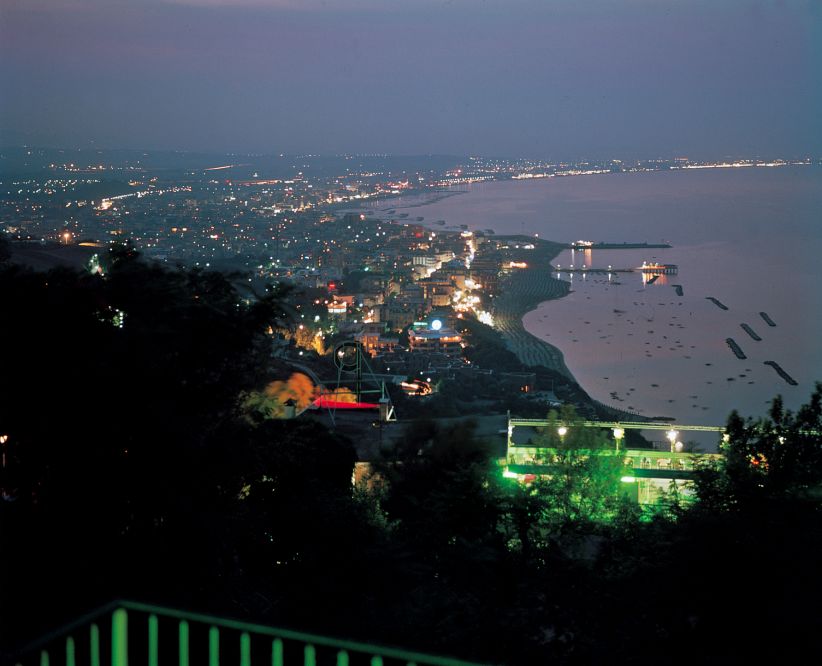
xmin=637 ymin=262 xmax=678 ymax=274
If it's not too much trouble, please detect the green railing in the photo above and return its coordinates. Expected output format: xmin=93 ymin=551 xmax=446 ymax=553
xmin=14 ymin=600 xmax=487 ymax=666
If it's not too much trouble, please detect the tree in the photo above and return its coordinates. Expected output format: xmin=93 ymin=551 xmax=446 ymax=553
xmin=242 ymin=373 xmax=317 ymax=421
xmin=529 ymin=405 xmax=632 ymax=533
xmin=0 ymin=234 xmax=10 ymax=263
xmin=0 ymin=253 xmax=295 ymax=649
xmin=694 ymin=383 xmax=822 ymax=508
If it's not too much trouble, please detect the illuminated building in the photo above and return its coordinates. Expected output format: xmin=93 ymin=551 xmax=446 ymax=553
xmin=408 ymin=326 xmax=463 ymax=356
xmin=327 ymin=301 xmax=347 ymax=320
xmin=504 ymin=416 xmax=725 ymax=506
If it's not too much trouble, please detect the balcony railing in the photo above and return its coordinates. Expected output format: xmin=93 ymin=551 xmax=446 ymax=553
xmin=13 ymin=600 xmax=487 ymax=666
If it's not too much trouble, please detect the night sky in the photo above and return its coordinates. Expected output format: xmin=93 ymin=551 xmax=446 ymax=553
xmin=1 ymin=0 xmax=820 ymax=158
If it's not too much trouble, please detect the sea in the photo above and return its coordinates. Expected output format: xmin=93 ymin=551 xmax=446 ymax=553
xmin=359 ymin=167 xmax=822 ymax=443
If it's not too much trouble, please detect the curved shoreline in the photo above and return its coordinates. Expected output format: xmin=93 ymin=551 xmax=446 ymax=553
xmin=491 ymin=239 xmax=576 ymax=379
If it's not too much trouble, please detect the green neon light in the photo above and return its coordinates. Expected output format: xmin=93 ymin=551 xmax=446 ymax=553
xmin=20 ymin=600 xmax=488 ymax=666
xmin=240 ymin=632 xmax=251 ymax=666
xmin=90 ymin=624 xmax=100 ymax=666
xmin=149 ymin=615 xmax=159 ymax=666
xmin=272 ymin=638 xmax=284 ymax=666
xmin=66 ymin=637 xmax=76 ymax=666
xmin=179 ymin=620 xmax=189 ymax=666
xmin=112 ymin=609 xmax=128 ymax=666
xmin=620 ymin=476 xmax=637 ymax=483
xmin=209 ymin=626 xmax=220 ymax=666
xmin=305 ymin=644 xmax=317 ymax=666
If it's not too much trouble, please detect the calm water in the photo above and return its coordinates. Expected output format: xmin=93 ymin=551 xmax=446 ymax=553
xmin=362 ymin=167 xmax=822 ymax=434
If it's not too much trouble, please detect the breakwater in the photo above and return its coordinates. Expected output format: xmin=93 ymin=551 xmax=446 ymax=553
xmin=725 ymin=338 xmax=746 ymax=359
xmin=740 ymin=323 xmax=762 ymax=341
xmin=760 ymin=312 xmax=777 ymax=327
xmin=764 ymin=361 xmax=797 ymax=386
xmin=707 ymin=297 xmax=729 ymax=311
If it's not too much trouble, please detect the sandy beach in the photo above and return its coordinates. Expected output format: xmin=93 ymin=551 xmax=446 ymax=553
xmin=490 ymin=239 xmax=575 ymax=378
xmin=355 ymin=168 xmax=822 ymax=432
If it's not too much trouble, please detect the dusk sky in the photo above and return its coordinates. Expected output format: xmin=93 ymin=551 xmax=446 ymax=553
xmin=1 ymin=0 xmax=820 ymax=158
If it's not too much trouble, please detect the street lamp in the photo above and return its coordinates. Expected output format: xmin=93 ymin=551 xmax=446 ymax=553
xmin=557 ymin=426 xmax=568 ymax=438
xmin=666 ymin=429 xmax=679 ymax=453
xmin=613 ymin=427 xmax=624 ymax=451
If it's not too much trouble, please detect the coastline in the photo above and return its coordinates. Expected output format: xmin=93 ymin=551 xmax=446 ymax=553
xmin=346 ymin=167 xmax=822 ymax=427
xmin=491 ymin=238 xmax=575 ymax=380
xmin=348 ymin=193 xmax=583 ymax=384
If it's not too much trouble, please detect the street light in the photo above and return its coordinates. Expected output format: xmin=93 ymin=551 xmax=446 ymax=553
xmin=666 ymin=429 xmax=679 ymax=453
xmin=613 ymin=427 xmax=624 ymax=452
xmin=557 ymin=426 xmax=568 ymax=438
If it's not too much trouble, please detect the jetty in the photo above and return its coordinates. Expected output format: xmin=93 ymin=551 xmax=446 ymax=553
xmin=740 ymin=323 xmax=762 ymax=341
xmin=764 ymin=361 xmax=797 ymax=386
xmin=555 ymin=263 xmax=678 ymax=275
xmin=706 ymin=297 xmax=729 ymax=311
xmin=554 ymin=267 xmax=634 ymax=274
xmin=725 ymin=338 xmax=747 ymax=359
xmin=567 ymin=241 xmax=672 ymax=250
xmin=760 ymin=311 xmax=777 ymax=327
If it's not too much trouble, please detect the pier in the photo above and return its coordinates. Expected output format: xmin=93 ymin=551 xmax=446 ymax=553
xmin=552 ymin=264 xmax=679 ymax=277
xmin=553 ymin=266 xmax=635 ymax=274
xmin=567 ymin=241 xmax=673 ymax=250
